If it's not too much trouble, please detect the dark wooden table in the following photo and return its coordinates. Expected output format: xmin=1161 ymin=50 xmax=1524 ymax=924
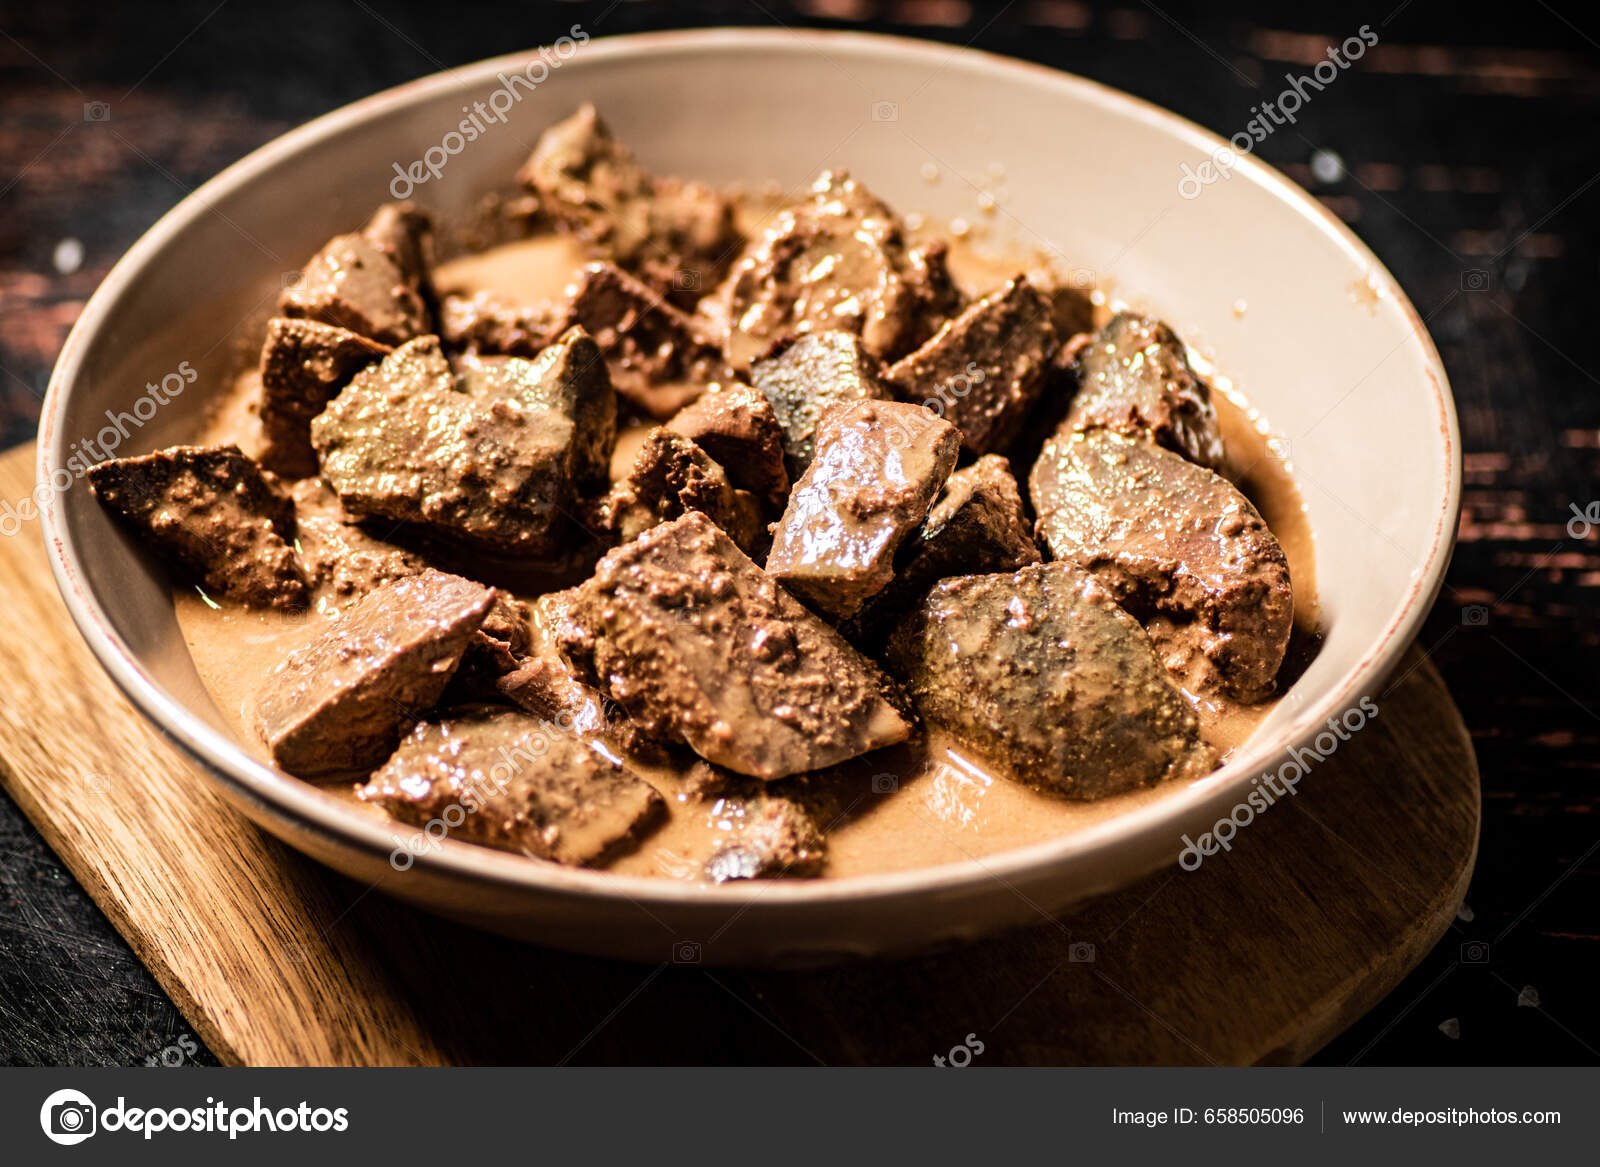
xmin=1 ymin=0 xmax=1595 ymax=1066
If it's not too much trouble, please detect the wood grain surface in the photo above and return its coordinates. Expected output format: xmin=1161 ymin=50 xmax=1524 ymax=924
xmin=0 ymin=441 xmax=1480 ymax=1065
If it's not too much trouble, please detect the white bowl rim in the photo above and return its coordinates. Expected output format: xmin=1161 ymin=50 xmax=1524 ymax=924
xmin=39 ymin=26 xmax=1461 ymax=909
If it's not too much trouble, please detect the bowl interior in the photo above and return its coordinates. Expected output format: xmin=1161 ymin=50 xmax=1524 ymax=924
xmin=41 ymin=30 xmax=1457 ymax=907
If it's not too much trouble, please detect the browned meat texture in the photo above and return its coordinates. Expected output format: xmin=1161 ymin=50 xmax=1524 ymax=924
xmin=887 ymin=275 xmax=1058 ymax=456
xmin=562 ymin=262 xmax=729 ymax=418
xmin=358 ymin=705 xmax=664 ymax=866
xmin=291 ymin=477 xmax=527 ymax=687
xmin=887 ymin=562 xmax=1214 ymax=798
xmin=1065 ymin=312 xmax=1226 ymax=470
xmin=710 ymin=171 xmax=958 ymax=368
xmin=590 ymin=428 xmax=765 ymax=556
xmin=253 ymin=569 xmax=494 ymax=777
xmin=666 ymin=381 xmax=791 ymax=511
xmin=257 ymin=317 xmax=391 ymax=478
xmin=518 ymin=104 xmax=740 ymax=301
xmin=87 ymin=444 xmax=308 ymax=610
xmin=361 ymin=201 xmax=436 ymax=300
xmin=1029 ymin=429 xmax=1292 ymax=701
xmin=842 ymin=454 xmax=1040 ymax=646
xmin=749 ymin=330 xmax=892 ymax=478
xmin=309 ymin=330 xmax=615 ymax=556
xmin=279 ymin=232 xmax=429 ymax=346
xmin=556 ymin=511 xmax=913 ymax=780
xmin=687 ymin=765 xmax=828 ymax=881
xmin=439 ymin=289 xmax=562 ymax=357
xmin=766 ymin=399 xmax=961 ymax=620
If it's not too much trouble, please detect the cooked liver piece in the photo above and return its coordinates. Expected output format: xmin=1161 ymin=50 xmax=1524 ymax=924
xmin=253 ymin=569 xmax=494 ymax=777
xmin=562 ymin=262 xmax=729 ymax=418
xmin=711 ymin=171 xmax=958 ymax=368
xmin=360 ymin=202 xmax=435 ymax=299
xmin=357 ymin=705 xmax=664 ymax=866
xmin=291 ymin=477 xmax=526 ymax=685
xmin=689 ymin=765 xmax=828 ymax=881
xmin=556 ymin=511 xmax=913 ymax=780
xmin=886 ymin=562 xmax=1213 ymax=798
xmin=309 ymin=330 xmax=616 ymax=555
xmin=842 ymin=454 xmax=1040 ymax=645
xmin=666 ymin=381 xmax=791 ymax=511
xmin=438 ymin=289 xmax=561 ymax=357
xmin=88 ymin=444 xmax=308 ymax=610
xmin=257 ymin=317 xmax=391 ymax=477
xmin=518 ymin=104 xmax=740 ymax=301
xmin=766 ymin=399 xmax=961 ymax=620
xmin=279 ymin=232 xmax=429 ymax=346
xmin=1065 ymin=312 xmax=1226 ymax=470
xmin=749 ymin=330 xmax=893 ymax=478
xmin=291 ymin=477 xmax=422 ymax=604
xmin=1029 ymin=429 xmax=1292 ymax=701
xmin=887 ymin=275 xmax=1058 ymax=456
xmin=592 ymin=428 xmax=765 ymax=556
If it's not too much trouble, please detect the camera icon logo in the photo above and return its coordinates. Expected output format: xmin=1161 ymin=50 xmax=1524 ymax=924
xmin=40 ymin=1088 xmax=97 ymax=1145
xmin=1460 ymin=269 xmax=1491 ymax=292
xmin=870 ymin=772 xmax=898 ymax=794
xmin=1068 ymin=941 xmax=1096 ymax=963
xmin=1461 ymin=604 xmax=1490 ymax=627
xmin=871 ymin=100 xmax=899 ymax=122
xmin=672 ymin=939 xmax=702 ymax=964
xmin=82 ymin=101 xmax=111 ymax=123
xmin=673 ymin=268 xmax=700 ymax=292
xmin=1460 ymin=940 xmax=1490 ymax=964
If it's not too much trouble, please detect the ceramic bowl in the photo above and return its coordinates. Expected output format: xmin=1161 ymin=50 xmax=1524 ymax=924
xmin=40 ymin=29 xmax=1459 ymax=964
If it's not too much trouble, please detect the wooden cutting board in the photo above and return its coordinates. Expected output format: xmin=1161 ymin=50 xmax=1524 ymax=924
xmin=0 ymin=444 xmax=1479 ymax=1066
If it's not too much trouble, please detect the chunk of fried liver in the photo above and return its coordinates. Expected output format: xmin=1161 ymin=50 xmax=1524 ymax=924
xmin=290 ymin=477 xmax=526 ymax=684
xmin=1029 ymin=429 xmax=1292 ymax=701
xmin=1065 ymin=312 xmax=1226 ymax=470
xmin=766 ymin=399 xmax=960 ymax=620
xmin=257 ymin=317 xmax=391 ymax=477
xmin=749 ymin=330 xmax=892 ymax=478
xmin=556 ymin=511 xmax=913 ymax=780
xmin=886 ymin=562 xmax=1213 ymax=798
xmin=842 ymin=454 xmax=1040 ymax=645
xmin=253 ymin=569 xmax=494 ymax=777
xmin=687 ymin=764 xmax=828 ymax=882
xmin=439 ymin=289 xmax=562 ymax=357
xmin=291 ymin=477 xmax=423 ymax=605
xmin=279 ymin=232 xmax=428 ymax=346
xmin=591 ymin=428 xmax=765 ymax=555
xmin=887 ymin=275 xmax=1058 ymax=456
xmin=357 ymin=705 xmax=664 ymax=866
xmin=666 ymin=381 xmax=791 ymax=511
xmin=309 ymin=330 xmax=616 ymax=555
xmin=87 ymin=444 xmax=308 ymax=610
xmin=361 ymin=202 xmax=435 ymax=299
xmin=711 ymin=171 xmax=958 ymax=367
xmin=562 ymin=262 xmax=729 ymax=418
xmin=497 ymin=590 xmax=673 ymax=762
xmin=518 ymin=104 xmax=740 ymax=300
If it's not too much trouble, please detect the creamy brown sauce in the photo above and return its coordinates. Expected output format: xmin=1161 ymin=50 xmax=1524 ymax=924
xmin=178 ymin=228 xmax=1319 ymax=881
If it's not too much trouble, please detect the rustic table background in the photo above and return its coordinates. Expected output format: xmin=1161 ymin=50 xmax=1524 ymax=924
xmin=1 ymin=0 xmax=1595 ymax=1066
